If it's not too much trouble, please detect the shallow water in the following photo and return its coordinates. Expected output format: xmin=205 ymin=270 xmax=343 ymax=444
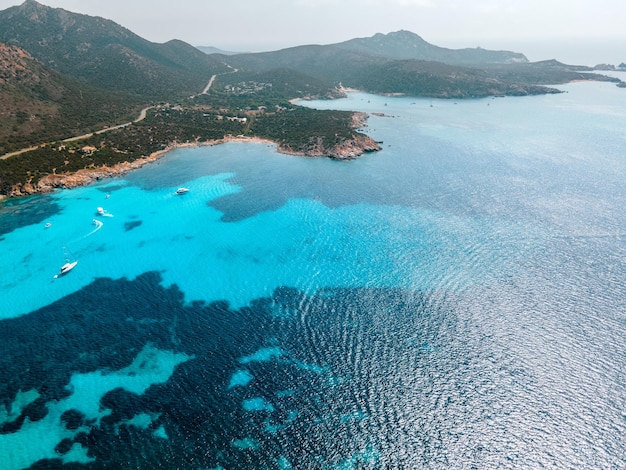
xmin=0 ymin=81 xmax=625 ymax=468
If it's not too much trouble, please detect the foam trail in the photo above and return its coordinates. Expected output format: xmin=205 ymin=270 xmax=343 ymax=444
xmin=84 ymin=219 xmax=103 ymax=238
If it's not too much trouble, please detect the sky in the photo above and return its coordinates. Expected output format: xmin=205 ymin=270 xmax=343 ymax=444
xmin=1 ymin=0 xmax=625 ymax=65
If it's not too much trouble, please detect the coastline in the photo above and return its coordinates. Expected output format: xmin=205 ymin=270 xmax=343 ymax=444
xmin=2 ymin=129 xmax=380 ymax=200
xmin=15 ymin=136 xmax=274 ymax=197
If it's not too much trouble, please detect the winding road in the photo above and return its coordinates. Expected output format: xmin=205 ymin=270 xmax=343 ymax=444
xmin=1 ymin=64 xmax=238 ymax=160
xmin=1 ymin=105 xmax=155 ymax=160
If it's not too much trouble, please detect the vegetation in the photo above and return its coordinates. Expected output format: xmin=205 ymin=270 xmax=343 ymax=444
xmin=0 ymin=93 xmax=371 ymax=195
xmin=342 ymin=60 xmax=564 ymax=98
xmin=0 ymin=43 xmax=143 ymax=155
xmin=250 ymin=107 xmax=358 ymax=152
xmin=0 ymin=83 xmax=142 ymax=155
xmin=483 ymin=60 xmax=623 ymax=86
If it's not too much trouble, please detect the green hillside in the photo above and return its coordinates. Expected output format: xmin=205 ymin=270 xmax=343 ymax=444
xmin=217 ymin=32 xmax=617 ymax=98
xmin=0 ymin=0 xmax=228 ymax=99
xmin=0 ymin=43 xmax=141 ymax=155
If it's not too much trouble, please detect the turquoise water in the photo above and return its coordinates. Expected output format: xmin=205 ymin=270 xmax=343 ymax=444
xmin=0 ymin=80 xmax=625 ymax=468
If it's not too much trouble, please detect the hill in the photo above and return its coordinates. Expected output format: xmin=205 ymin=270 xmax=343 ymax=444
xmin=334 ymin=30 xmax=528 ymax=65
xmin=218 ymin=31 xmax=619 ymax=98
xmin=2 ymin=1 xmax=616 ymax=102
xmin=340 ymin=59 xmax=560 ymax=98
xmin=0 ymin=0 xmax=229 ymax=99
xmin=219 ymin=45 xmax=557 ymax=99
xmin=0 ymin=42 xmax=141 ymax=154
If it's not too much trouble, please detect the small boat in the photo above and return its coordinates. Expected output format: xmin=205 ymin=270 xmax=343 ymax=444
xmin=59 ymin=261 xmax=78 ymax=275
xmin=44 ymin=222 xmax=52 ymax=229
xmin=96 ymin=207 xmax=113 ymax=217
xmin=175 ymin=187 xmax=189 ymax=195
xmin=54 ymin=245 xmax=78 ymax=278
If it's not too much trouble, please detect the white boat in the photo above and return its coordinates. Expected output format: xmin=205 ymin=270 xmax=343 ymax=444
xmin=55 ymin=245 xmax=78 ymax=278
xmin=59 ymin=261 xmax=78 ymax=275
xmin=44 ymin=222 xmax=52 ymax=229
xmin=175 ymin=187 xmax=189 ymax=195
xmin=96 ymin=207 xmax=113 ymax=217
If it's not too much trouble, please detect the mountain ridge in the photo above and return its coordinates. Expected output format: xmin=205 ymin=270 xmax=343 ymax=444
xmin=333 ymin=30 xmax=529 ymax=65
xmin=3 ymin=1 xmax=608 ymax=103
xmin=0 ymin=0 xmax=228 ymax=99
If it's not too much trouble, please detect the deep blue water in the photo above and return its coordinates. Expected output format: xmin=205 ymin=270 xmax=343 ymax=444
xmin=1 ymin=80 xmax=625 ymax=469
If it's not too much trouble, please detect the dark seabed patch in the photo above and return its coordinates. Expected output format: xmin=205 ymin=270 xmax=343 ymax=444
xmin=96 ymin=184 xmax=126 ymax=195
xmin=0 ymin=272 xmax=459 ymax=469
xmin=2 ymin=262 xmax=626 ymax=468
xmin=0 ymin=195 xmax=60 ymax=236
xmin=124 ymin=220 xmax=143 ymax=231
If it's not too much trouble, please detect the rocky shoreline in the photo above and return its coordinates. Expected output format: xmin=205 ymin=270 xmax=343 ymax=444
xmin=2 ymin=125 xmax=381 ymax=199
xmin=276 ymin=133 xmax=380 ymax=160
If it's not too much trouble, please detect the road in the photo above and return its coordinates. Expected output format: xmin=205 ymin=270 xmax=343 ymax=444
xmin=200 ymin=75 xmax=217 ymax=95
xmin=0 ymin=105 xmax=155 ymax=159
xmin=195 ymin=65 xmax=238 ymax=97
xmin=0 ymin=65 xmax=237 ymax=160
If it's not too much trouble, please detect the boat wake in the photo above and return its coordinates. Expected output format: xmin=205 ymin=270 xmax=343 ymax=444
xmin=84 ymin=219 xmax=103 ymax=238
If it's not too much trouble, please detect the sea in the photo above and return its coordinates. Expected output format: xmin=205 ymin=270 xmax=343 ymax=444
xmin=0 ymin=76 xmax=625 ymax=469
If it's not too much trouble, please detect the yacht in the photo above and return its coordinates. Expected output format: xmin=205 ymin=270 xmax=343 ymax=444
xmin=54 ymin=246 xmax=78 ymax=279
xmin=176 ymin=187 xmax=189 ymax=195
xmin=55 ymin=245 xmax=78 ymax=278
xmin=59 ymin=261 xmax=78 ymax=275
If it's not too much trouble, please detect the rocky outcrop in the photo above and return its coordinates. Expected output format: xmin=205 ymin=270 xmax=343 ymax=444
xmin=277 ymin=133 xmax=381 ymax=161
xmin=288 ymin=134 xmax=381 ymax=160
xmin=594 ymin=63 xmax=616 ymax=71
xmin=328 ymin=134 xmax=381 ymax=160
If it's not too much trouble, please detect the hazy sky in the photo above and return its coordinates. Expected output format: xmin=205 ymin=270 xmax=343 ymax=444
xmin=1 ymin=0 xmax=625 ymax=64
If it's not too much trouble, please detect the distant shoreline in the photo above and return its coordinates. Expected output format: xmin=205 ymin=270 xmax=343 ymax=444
xmin=0 ymin=136 xmax=272 ymax=201
xmin=20 ymin=136 xmax=277 ymax=197
xmin=2 ymin=127 xmax=379 ymax=199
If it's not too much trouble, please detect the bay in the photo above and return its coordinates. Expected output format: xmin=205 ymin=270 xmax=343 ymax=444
xmin=0 ymin=79 xmax=625 ymax=468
